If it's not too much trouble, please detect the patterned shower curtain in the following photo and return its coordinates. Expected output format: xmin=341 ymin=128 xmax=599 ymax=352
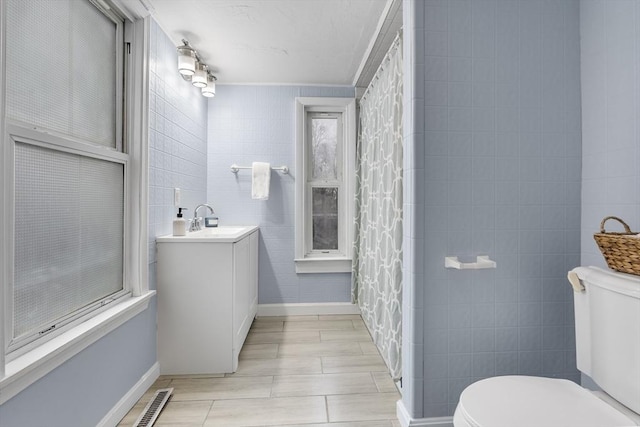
xmin=352 ymin=34 xmax=403 ymax=381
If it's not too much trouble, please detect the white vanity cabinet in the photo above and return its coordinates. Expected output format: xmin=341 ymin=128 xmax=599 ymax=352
xmin=156 ymin=226 xmax=258 ymax=375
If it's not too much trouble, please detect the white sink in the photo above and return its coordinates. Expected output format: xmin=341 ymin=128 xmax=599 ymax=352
xmin=157 ymin=226 xmax=258 ymax=243
xmin=197 ymin=227 xmax=247 ymax=236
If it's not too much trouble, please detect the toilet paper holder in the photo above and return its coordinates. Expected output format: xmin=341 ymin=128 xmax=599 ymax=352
xmin=445 ymin=255 xmax=497 ymax=270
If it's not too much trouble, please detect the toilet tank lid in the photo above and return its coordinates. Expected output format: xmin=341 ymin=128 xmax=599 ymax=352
xmin=457 ymin=376 xmax=638 ymax=427
xmin=573 ymin=266 xmax=640 ymax=298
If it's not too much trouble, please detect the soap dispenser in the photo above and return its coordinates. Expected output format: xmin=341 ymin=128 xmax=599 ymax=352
xmin=173 ymin=207 xmax=187 ymax=236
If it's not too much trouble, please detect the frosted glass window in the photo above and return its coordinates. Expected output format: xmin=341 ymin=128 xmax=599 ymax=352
xmin=312 ymin=187 xmax=339 ymax=250
xmin=5 ymin=0 xmax=119 ymax=148
xmin=311 ymin=118 xmax=338 ymax=180
xmin=13 ymin=142 xmax=124 ymax=341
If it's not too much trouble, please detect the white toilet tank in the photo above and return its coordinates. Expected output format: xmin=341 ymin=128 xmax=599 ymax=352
xmin=572 ymin=266 xmax=640 ymax=414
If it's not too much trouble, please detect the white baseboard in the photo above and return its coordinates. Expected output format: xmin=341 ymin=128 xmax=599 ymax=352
xmin=397 ymin=400 xmax=454 ymax=427
xmin=98 ymin=362 xmax=160 ymax=427
xmin=257 ymin=302 xmax=361 ymax=317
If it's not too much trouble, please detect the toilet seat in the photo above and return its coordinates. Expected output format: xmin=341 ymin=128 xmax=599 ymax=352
xmin=454 ymin=376 xmax=639 ymax=427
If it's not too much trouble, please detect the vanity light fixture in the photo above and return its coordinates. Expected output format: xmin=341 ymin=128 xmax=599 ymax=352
xmin=177 ymin=39 xmax=218 ymax=98
xmin=202 ymin=73 xmax=217 ymax=97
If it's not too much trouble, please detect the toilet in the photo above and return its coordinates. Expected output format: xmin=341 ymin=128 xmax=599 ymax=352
xmin=453 ymin=266 xmax=640 ymax=427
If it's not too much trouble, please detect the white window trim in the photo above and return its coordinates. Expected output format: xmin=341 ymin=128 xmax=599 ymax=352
xmin=0 ymin=7 xmax=153 ymax=403
xmin=294 ymin=97 xmax=356 ymax=274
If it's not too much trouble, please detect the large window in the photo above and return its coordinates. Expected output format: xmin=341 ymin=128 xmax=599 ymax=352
xmin=295 ymin=98 xmax=355 ymax=273
xmin=0 ymin=0 xmax=151 ymax=402
xmin=5 ymin=0 xmax=127 ymax=356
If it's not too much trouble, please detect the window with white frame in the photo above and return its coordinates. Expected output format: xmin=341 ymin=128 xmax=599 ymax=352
xmin=0 ymin=0 xmax=151 ymax=402
xmin=295 ymin=98 xmax=355 ymax=273
xmin=5 ymin=0 xmax=128 ymax=356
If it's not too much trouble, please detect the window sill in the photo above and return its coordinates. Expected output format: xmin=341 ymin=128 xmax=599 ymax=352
xmin=0 ymin=291 xmax=155 ymax=405
xmin=295 ymin=257 xmax=352 ymax=273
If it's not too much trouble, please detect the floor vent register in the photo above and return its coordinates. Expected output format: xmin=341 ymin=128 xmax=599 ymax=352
xmin=132 ymin=387 xmax=174 ymax=427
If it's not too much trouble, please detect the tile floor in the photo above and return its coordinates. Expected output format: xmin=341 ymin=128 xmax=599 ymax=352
xmin=119 ymin=314 xmax=402 ymax=427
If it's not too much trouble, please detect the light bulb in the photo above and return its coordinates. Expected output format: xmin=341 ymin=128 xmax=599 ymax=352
xmin=177 ymin=45 xmax=195 ymax=76
xmin=192 ymin=62 xmax=207 ymax=88
xmin=202 ymin=76 xmax=216 ymax=97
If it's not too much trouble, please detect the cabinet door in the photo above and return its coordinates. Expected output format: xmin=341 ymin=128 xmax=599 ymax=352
xmin=249 ymin=230 xmax=259 ymax=315
xmin=157 ymin=242 xmax=233 ymax=375
xmin=232 ymin=236 xmax=251 ymax=366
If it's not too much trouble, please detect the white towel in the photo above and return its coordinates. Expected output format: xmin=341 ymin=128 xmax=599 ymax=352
xmin=251 ymin=162 xmax=271 ymax=200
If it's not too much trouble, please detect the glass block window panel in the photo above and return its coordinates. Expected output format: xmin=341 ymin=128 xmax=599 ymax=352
xmin=310 ymin=117 xmax=338 ymax=180
xmin=312 ymin=187 xmax=339 ymax=250
xmin=13 ymin=142 xmax=124 ymax=340
xmin=6 ymin=0 xmax=119 ymax=148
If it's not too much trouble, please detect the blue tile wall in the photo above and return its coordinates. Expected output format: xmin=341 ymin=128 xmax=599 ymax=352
xmin=148 ymin=19 xmax=208 ymax=286
xmin=206 ymin=85 xmax=355 ymax=303
xmin=404 ymin=0 xmax=582 ymax=419
xmin=580 ymin=0 xmax=640 ymax=266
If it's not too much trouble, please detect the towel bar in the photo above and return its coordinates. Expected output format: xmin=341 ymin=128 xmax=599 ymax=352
xmin=230 ymin=164 xmax=289 ymax=174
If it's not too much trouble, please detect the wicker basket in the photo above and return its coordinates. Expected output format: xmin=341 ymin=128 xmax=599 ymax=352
xmin=593 ymin=216 xmax=640 ymax=276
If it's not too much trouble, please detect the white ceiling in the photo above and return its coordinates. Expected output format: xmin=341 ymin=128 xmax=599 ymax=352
xmin=145 ymin=0 xmax=391 ymax=85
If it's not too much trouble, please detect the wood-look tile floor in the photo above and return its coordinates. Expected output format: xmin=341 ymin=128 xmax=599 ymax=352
xmin=119 ymin=315 xmax=401 ymax=427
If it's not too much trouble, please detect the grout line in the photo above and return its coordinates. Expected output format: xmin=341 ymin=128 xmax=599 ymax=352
xmin=202 ymin=400 xmax=215 ymax=427
xmin=371 ymin=370 xmax=381 ymax=393
xmin=324 ymin=395 xmax=331 ymax=423
xmin=269 ymin=375 xmax=275 ymax=398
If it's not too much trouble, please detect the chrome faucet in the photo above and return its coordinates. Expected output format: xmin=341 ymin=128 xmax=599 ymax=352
xmin=190 ymin=204 xmax=215 ymax=232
